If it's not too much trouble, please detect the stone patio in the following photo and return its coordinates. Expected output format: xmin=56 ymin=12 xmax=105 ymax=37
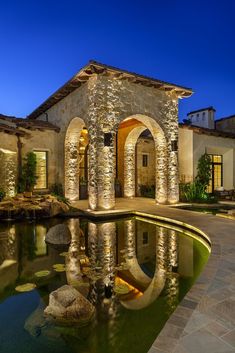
xmin=72 ymin=197 xmax=235 ymax=353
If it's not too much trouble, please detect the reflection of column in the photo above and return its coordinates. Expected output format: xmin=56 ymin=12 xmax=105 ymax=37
xmin=66 ymin=219 xmax=82 ymax=288
xmin=165 ymin=229 xmax=179 ymax=313
xmin=156 ymin=227 xmax=167 ymax=271
xmin=124 ymin=144 xmax=136 ymax=197
xmin=168 ymin=230 xmax=178 ymax=271
xmin=88 ymin=222 xmax=116 ymax=305
xmin=125 ymin=219 xmax=136 ymax=259
xmin=155 ymin=136 xmax=168 ymax=204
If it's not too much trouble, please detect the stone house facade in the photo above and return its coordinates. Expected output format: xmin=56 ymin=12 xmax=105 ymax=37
xmin=3 ymin=61 xmax=234 ymax=206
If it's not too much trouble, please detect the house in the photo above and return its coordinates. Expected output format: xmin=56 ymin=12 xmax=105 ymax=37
xmin=0 ymin=61 xmax=234 ymax=205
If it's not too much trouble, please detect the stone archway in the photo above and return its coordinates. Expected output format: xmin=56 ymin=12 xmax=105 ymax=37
xmin=119 ymin=114 xmax=168 ymax=204
xmin=64 ymin=117 xmax=88 ymax=200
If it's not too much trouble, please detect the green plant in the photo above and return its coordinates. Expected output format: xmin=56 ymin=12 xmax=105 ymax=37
xmin=180 ymin=153 xmax=212 ymax=203
xmin=181 ymin=181 xmax=207 ymax=202
xmin=195 ymin=153 xmax=211 ymax=191
xmin=139 ymin=184 xmax=155 ymax=198
xmin=18 ymin=152 xmax=37 ymax=192
xmin=0 ymin=189 xmax=6 ymax=202
xmin=50 ymin=183 xmax=64 ymax=197
xmin=50 ymin=183 xmax=70 ymax=206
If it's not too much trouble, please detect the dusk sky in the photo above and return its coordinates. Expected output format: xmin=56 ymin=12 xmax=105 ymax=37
xmin=0 ymin=0 xmax=234 ymax=121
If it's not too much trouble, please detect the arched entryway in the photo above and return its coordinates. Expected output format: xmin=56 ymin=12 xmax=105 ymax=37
xmin=117 ymin=114 xmax=168 ymax=204
xmin=64 ymin=117 xmax=89 ymax=201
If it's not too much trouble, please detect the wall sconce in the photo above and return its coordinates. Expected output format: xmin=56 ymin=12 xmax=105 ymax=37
xmin=171 ymin=140 xmax=178 ymax=152
xmin=104 ymin=132 xmax=113 ymax=147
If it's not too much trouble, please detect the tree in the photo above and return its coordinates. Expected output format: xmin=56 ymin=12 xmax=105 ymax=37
xmin=195 ymin=153 xmax=211 ymax=190
xmin=18 ymin=152 xmax=37 ymax=192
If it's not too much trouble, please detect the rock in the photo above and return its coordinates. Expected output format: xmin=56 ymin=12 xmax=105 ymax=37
xmin=50 ymin=200 xmax=70 ymax=217
xmin=44 ymin=285 xmax=95 ymax=326
xmin=45 ymin=224 xmax=71 ymax=245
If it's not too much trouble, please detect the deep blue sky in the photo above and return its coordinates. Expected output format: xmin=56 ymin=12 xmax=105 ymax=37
xmin=0 ymin=0 xmax=234 ymax=121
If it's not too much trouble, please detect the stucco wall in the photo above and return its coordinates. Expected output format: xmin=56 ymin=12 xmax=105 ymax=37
xmin=178 ymin=128 xmax=194 ymax=183
xmin=179 ymin=127 xmax=235 ymax=190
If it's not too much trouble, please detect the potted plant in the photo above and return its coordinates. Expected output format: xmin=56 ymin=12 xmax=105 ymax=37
xmin=21 ymin=152 xmax=37 ymax=197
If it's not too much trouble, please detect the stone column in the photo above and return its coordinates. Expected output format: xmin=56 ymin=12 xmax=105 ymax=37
xmin=124 ymin=144 xmax=136 ymax=198
xmin=97 ymin=132 xmax=116 ymax=210
xmin=164 ymin=96 xmax=179 ymax=204
xmin=65 ymin=134 xmax=80 ymax=200
xmin=124 ymin=126 xmax=146 ymax=198
xmin=87 ymin=76 xmax=117 ymax=211
xmin=155 ymin=136 xmax=168 ymax=204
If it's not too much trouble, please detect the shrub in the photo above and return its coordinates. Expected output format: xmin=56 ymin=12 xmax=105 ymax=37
xmin=50 ymin=183 xmax=70 ymax=206
xmin=139 ymin=185 xmax=155 ymax=198
xmin=50 ymin=183 xmax=64 ymax=197
xmin=195 ymin=153 xmax=211 ymax=191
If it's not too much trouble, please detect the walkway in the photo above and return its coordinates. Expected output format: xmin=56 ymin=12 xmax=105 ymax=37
xmin=72 ymin=198 xmax=235 ymax=353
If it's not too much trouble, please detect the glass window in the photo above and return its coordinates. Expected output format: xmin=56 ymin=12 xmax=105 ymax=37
xmin=34 ymin=151 xmax=48 ymax=189
xmin=142 ymin=154 xmax=148 ymax=167
xmin=207 ymin=154 xmax=223 ymax=193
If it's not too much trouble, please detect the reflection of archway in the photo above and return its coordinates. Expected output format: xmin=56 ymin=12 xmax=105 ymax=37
xmin=64 ymin=117 xmax=89 ymax=200
xmin=118 ymin=114 xmax=167 ymax=204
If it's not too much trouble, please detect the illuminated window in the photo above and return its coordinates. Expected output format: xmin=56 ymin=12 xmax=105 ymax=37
xmin=142 ymin=154 xmax=148 ymax=167
xmin=208 ymin=154 xmax=223 ymax=193
xmin=34 ymin=151 xmax=48 ymax=189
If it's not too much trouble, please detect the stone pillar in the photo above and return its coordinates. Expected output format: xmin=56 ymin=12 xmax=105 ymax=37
xmin=155 ymin=136 xmax=168 ymax=204
xmin=165 ymin=96 xmax=179 ymax=204
xmin=167 ymin=139 xmax=179 ymax=204
xmin=88 ymin=129 xmax=115 ymax=210
xmin=97 ymin=132 xmax=116 ymax=210
xmin=65 ymin=134 xmax=80 ymax=200
xmin=124 ymin=126 xmax=146 ymax=198
xmin=124 ymin=144 xmax=136 ymax=198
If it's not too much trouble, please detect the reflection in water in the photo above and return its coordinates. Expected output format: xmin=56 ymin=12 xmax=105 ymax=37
xmin=165 ymin=230 xmax=179 ymax=313
xmin=0 ymin=217 xmax=209 ymax=353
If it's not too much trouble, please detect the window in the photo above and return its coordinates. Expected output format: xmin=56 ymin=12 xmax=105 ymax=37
xmin=34 ymin=151 xmax=48 ymax=189
xmin=208 ymin=154 xmax=223 ymax=193
xmin=142 ymin=154 xmax=148 ymax=167
xmin=143 ymin=231 xmax=149 ymax=245
xmin=202 ymin=112 xmax=206 ymax=121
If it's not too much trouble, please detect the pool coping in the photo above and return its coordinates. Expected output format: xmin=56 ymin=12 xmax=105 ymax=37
xmin=71 ymin=198 xmax=235 ymax=353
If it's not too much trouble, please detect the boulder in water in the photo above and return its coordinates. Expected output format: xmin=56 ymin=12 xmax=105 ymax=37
xmin=45 ymin=224 xmax=71 ymax=245
xmin=44 ymin=285 xmax=95 ymax=326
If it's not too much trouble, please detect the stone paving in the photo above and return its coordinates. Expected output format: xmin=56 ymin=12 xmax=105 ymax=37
xmin=72 ymin=197 xmax=235 ymax=353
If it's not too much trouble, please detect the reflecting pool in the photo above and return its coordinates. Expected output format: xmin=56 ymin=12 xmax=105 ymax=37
xmin=0 ymin=217 xmax=210 ymax=353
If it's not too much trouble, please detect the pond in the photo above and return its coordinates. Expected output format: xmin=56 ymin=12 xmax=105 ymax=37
xmin=0 ymin=216 xmax=210 ymax=353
